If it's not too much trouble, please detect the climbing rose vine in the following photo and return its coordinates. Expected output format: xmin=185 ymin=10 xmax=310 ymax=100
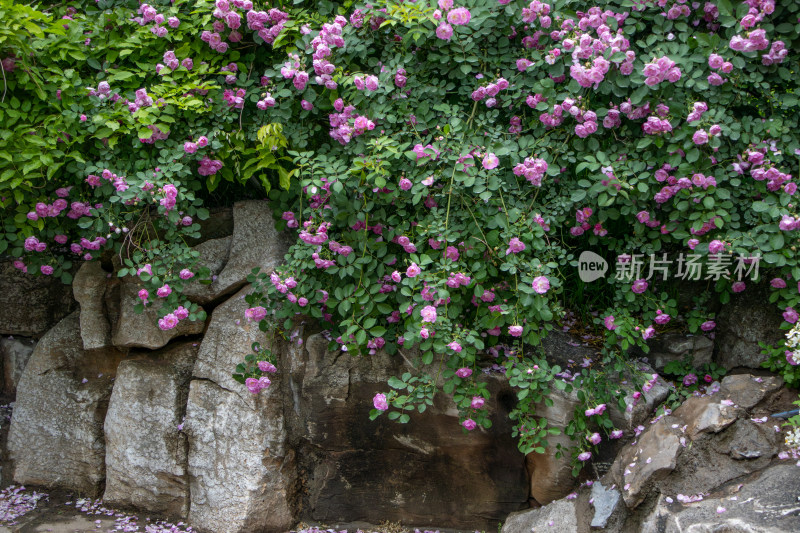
xmin=2 ymin=0 xmax=800 ymax=468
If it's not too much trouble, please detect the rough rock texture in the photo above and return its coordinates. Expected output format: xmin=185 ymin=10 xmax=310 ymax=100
xmin=185 ymin=288 xmax=295 ymax=533
xmin=73 ymin=261 xmax=113 ymax=350
xmin=191 ymin=287 xmax=272 ymax=397
xmin=537 ymin=329 xmax=596 ymax=369
xmin=0 ymin=261 xmax=77 ymax=337
xmin=672 ymin=396 xmax=738 ymax=439
xmin=527 ymin=386 xmax=580 ymax=505
xmin=642 ymin=465 xmax=800 ymax=532
xmin=524 ymin=373 xmax=793 ymax=531
xmin=590 ymin=481 xmax=621 ymax=529
xmin=0 ymin=336 xmax=36 ymax=396
xmin=287 ymin=333 xmax=528 ymax=530
xmin=720 ymin=373 xmax=783 ymax=409
xmin=185 ymin=380 xmax=295 ymax=533
xmin=7 ymin=312 xmax=125 ymax=495
xmin=612 ymin=419 xmax=683 ymax=509
xmin=609 ymin=363 xmax=672 ymax=431
xmin=187 ymin=206 xmax=234 ymax=246
xmin=111 ymin=281 xmax=205 ymax=350
xmin=644 ymin=333 xmax=714 ymax=372
xmin=181 ymin=236 xmax=232 ymax=305
xmin=103 ymin=341 xmax=199 ymax=519
xmin=209 ymin=200 xmax=290 ymax=298
xmin=716 ymin=285 xmax=783 ymax=369
xmin=500 ymin=499 xmax=578 ymax=533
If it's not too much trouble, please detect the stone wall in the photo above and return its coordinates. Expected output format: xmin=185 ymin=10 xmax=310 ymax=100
xmin=1 ymin=202 xmax=794 ymax=532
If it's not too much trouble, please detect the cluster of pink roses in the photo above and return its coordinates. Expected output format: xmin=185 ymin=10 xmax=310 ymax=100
xmin=434 ymin=0 xmax=471 ymax=41
xmin=197 ymin=156 xmax=223 ymax=176
xmin=156 ymin=50 xmax=192 ymax=74
xmin=470 ymin=78 xmax=510 ymax=108
xmin=328 ymin=99 xmax=375 ymax=145
xmin=183 ymin=135 xmax=210 ymax=154
xmin=133 ymin=3 xmax=179 ymax=37
xmin=642 ymin=56 xmax=681 ymax=86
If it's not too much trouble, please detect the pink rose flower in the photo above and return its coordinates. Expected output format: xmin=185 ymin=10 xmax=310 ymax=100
xmin=531 ymin=276 xmax=550 ymax=294
xmin=482 ymin=153 xmax=499 ymax=170
xmin=421 ymin=305 xmax=437 ymax=323
xmin=373 ymin=393 xmax=389 ymax=411
xmin=456 ymin=367 xmax=472 ymax=378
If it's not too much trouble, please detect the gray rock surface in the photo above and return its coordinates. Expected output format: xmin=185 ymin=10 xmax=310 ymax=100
xmin=0 ymin=336 xmax=36 ymax=395
xmin=642 ymin=464 xmax=800 ymax=532
xmin=210 ymin=200 xmax=290 ymax=298
xmin=185 ymin=379 xmax=295 ymax=533
xmin=645 ymin=333 xmax=714 ymax=372
xmin=191 ymin=287 xmax=274 ymax=402
xmin=673 ymin=396 xmax=738 ymax=439
xmin=715 ymin=285 xmax=783 ymax=369
xmin=181 ymin=236 xmax=232 ymax=305
xmin=527 ymin=386 xmax=580 ymax=505
xmin=0 ymin=261 xmax=77 ymax=337
xmin=500 ymin=499 xmax=578 ymax=533
xmin=609 ymin=363 xmax=672 ymax=431
xmin=7 ymin=312 xmax=124 ymax=495
xmin=184 ymin=288 xmax=295 ymax=533
xmin=111 ymin=281 xmax=205 ymax=350
xmin=72 ymin=261 xmax=112 ymax=350
xmin=591 ymin=481 xmax=621 ymax=529
xmin=612 ymin=419 xmax=682 ymax=509
xmin=103 ymin=341 xmax=199 ymax=519
xmin=720 ymin=373 xmax=783 ymax=409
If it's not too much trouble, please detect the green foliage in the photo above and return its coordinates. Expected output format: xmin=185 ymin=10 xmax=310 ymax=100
xmin=3 ymin=0 xmax=800 ymax=476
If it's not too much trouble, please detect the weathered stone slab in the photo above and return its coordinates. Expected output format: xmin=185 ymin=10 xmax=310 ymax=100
xmin=111 ymin=281 xmax=205 ymax=350
xmin=500 ymin=499 xmax=578 ymax=533
xmin=72 ymin=261 xmax=112 ymax=350
xmin=0 ymin=336 xmax=36 ymax=396
xmin=185 ymin=379 xmax=295 ymax=533
xmin=210 ymin=200 xmax=290 ymax=298
xmin=103 ymin=341 xmax=199 ymax=518
xmin=0 ymin=261 xmax=77 ymax=337
xmin=7 ymin=312 xmax=124 ymax=495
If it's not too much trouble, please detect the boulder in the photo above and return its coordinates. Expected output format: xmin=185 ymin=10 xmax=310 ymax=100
xmin=644 ymin=333 xmax=713 ymax=372
xmin=642 ymin=464 xmax=800 ymax=532
xmin=0 ymin=336 xmax=36 ymax=396
xmin=187 ymin=206 xmax=234 ymax=246
xmin=500 ymin=499 xmax=578 ymax=533
xmin=536 ymin=329 xmax=597 ymax=369
xmin=672 ymin=396 xmax=738 ymax=439
xmin=609 ymin=363 xmax=672 ymax=431
xmin=287 ymin=333 xmax=528 ymax=530
xmin=191 ymin=287 xmax=274 ymax=400
xmin=611 ymin=419 xmax=683 ymax=509
xmin=718 ymin=419 xmax=779 ymax=461
xmin=715 ymin=285 xmax=783 ymax=369
xmin=209 ymin=200 xmax=290 ymax=298
xmin=0 ymin=261 xmax=77 ymax=337
xmin=7 ymin=312 xmax=125 ymax=495
xmin=185 ymin=379 xmax=295 ymax=533
xmin=185 ymin=288 xmax=295 ymax=533
xmin=181 ymin=237 xmax=232 ymax=305
xmin=720 ymin=373 xmax=783 ymax=409
xmin=72 ymin=261 xmax=112 ymax=350
xmin=111 ymin=281 xmax=205 ymax=350
xmin=103 ymin=341 xmax=199 ymax=519
xmin=527 ymin=386 xmax=580 ymax=505
xmin=590 ymin=481 xmax=621 ymax=529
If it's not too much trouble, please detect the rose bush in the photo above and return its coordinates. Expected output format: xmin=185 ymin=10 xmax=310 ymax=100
xmin=2 ymin=0 xmax=799 ymax=470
